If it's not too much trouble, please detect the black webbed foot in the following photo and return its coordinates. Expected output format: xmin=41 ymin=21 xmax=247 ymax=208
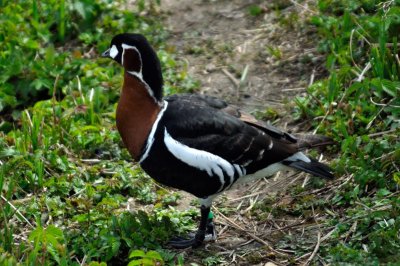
xmin=168 ymin=230 xmax=206 ymax=249
xmin=168 ymin=206 xmax=216 ymax=249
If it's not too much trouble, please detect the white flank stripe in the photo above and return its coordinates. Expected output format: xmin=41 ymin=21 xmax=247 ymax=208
xmin=233 ymin=153 xmax=311 ymax=188
xmin=242 ymin=160 xmax=252 ymax=167
xmin=286 ymin=152 xmax=311 ymax=163
xmin=257 ymin=149 xmax=265 ymax=160
xmin=234 ymin=162 xmax=288 ymax=186
xmin=164 ymin=128 xmax=242 ymax=192
xmin=139 ymin=101 xmax=169 ymax=163
xmin=234 ymin=164 xmax=245 ymax=177
xmin=268 ymin=141 xmax=273 ymax=150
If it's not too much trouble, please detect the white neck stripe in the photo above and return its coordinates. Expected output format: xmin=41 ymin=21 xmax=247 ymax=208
xmin=139 ymin=101 xmax=169 ymax=163
xmin=126 ymin=70 xmax=160 ymax=104
xmin=127 ymin=70 xmax=143 ymax=81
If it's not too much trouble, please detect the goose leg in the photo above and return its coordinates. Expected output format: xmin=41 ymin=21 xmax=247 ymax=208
xmin=168 ymin=205 xmax=216 ymax=249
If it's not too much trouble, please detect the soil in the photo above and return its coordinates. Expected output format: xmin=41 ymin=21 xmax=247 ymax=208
xmin=158 ymin=0 xmax=328 ymax=265
xmin=163 ymin=0 xmax=325 ymax=114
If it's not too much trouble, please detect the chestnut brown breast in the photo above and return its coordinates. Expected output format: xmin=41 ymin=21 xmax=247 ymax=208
xmin=116 ymin=72 xmax=160 ymax=160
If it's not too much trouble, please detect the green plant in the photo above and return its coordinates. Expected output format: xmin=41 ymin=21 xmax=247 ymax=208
xmin=293 ymin=0 xmax=400 ymax=263
xmin=248 ymin=5 xmax=263 ymax=16
xmin=128 ymin=250 xmax=164 ymax=266
xmin=266 ymin=45 xmax=283 ymax=60
xmin=0 ymin=0 xmax=197 ymax=264
xmin=28 ymin=225 xmax=68 ymax=265
xmin=202 ymin=255 xmax=226 ymax=266
xmin=0 ymin=0 xmax=172 ymax=123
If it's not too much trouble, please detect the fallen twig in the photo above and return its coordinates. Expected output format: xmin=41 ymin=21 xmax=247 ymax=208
xmin=222 ymin=68 xmax=239 ymax=88
xmin=213 ymin=207 xmax=287 ymax=256
xmin=288 ymin=0 xmax=317 ymax=14
xmin=304 ymin=231 xmax=321 ymax=265
xmin=368 ymin=128 xmax=397 ymax=138
xmin=0 ymin=195 xmax=35 ymax=229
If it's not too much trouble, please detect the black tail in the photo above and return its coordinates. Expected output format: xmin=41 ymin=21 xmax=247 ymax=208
xmin=284 ymin=157 xmax=335 ymax=179
xmin=294 ymin=134 xmax=336 ymax=150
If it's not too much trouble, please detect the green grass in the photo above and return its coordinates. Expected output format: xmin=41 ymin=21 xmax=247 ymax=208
xmin=1 ymin=0 xmax=400 ymax=265
xmin=293 ymin=0 xmax=400 ymax=264
xmin=0 ymin=0 xmax=197 ymax=265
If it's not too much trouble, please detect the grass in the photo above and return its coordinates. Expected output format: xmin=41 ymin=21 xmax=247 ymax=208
xmin=0 ymin=0 xmax=198 ymax=265
xmin=291 ymin=0 xmax=400 ymax=264
xmin=0 ymin=0 xmax=399 ymax=265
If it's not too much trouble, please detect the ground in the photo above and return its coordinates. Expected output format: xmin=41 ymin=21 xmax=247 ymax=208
xmin=156 ymin=0 xmax=332 ymax=265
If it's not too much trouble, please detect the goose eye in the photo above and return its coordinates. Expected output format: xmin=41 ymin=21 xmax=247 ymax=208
xmin=109 ymin=45 xmax=119 ymax=59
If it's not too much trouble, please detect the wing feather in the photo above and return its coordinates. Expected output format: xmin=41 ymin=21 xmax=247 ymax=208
xmin=163 ymin=96 xmax=298 ymax=174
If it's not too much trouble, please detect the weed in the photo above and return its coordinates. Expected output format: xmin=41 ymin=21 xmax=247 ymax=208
xmin=248 ymin=5 xmax=263 ymax=17
xmin=266 ymin=45 xmax=283 ymax=60
xmin=128 ymin=249 xmax=164 ymax=266
xmin=252 ymin=107 xmax=280 ymax=122
xmin=293 ymin=0 xmax=400 ymax=263
xmin=2 ymin=0 xmax=399 ymax=264
xmin=0 ymin=0 xmax=197 ymax=264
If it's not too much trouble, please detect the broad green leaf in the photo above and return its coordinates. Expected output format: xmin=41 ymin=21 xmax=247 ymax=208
xmin=28 ymin=226 xmax=44 ymax=242
xmin=129 ymin=250 xmax=146 ymax=259
xmin=394 ymin=172 xmax=400 ymax=185
xmin=145 ymin=251 xmax=163 ymax=261
xmin=128 ymin=260 xmax=143 ymax=266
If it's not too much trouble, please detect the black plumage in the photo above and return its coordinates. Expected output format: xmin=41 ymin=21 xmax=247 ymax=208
xmin=102 ymin=33 xmax=335 ymax=249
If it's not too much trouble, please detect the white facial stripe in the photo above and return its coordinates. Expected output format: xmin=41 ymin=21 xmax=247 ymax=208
xmin=121 ymin=43 xmax=136 ymax=50
xmin=139 ymin=101 xmax=169 ymax=163
xmin=120 ymin=44 xmax=157 ymax=104
xmin=121 ymin=43 xmax=142 ymax=74
xmin=121 ymin=44 xmax=152 ymax=101
xmin=109 ymin=45 xmax=118 ymax=59
xmin=164 ymin=128 xmax=243 ymax=192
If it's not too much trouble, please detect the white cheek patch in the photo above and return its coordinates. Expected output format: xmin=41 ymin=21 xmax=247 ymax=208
xmin=109 ymin=45 xmax=118 ymax=59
